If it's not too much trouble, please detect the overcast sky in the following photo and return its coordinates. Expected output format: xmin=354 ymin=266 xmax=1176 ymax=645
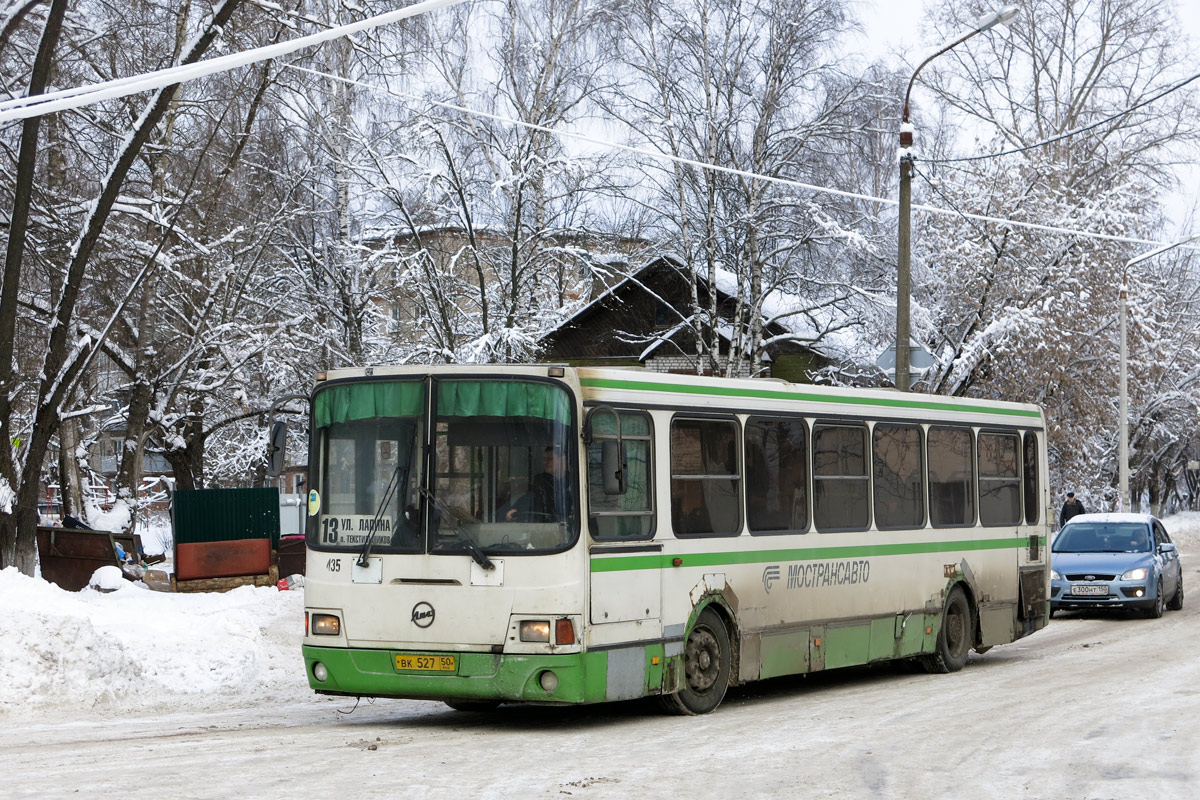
xmin=855 ymin=0 xmax=1200 ymax=61
xmin=852 ymin=0 xmax=1200 ymax=237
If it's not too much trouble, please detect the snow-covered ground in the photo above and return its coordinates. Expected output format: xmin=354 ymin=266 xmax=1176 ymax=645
xmin=3 ymin=514 xmax=1200 ymax=797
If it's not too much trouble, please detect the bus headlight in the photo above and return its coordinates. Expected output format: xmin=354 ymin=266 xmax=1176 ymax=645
xmin=1121 ymin=567 xmax=1148 ymax=581
xmin=313 ymin=662 xmax=329 ymax=682
xmin=519 ymin=620 xmax=551 ymax=642
xmin=312 ymin=614 xmax=341 ymax=635
xmin=539 ymin=670 xmax=559 ymax=692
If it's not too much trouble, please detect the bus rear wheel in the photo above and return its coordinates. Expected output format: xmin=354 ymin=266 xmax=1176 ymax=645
xmin=660 ymin=607 xmax=731 ymax=715
xmin=921 ymin=585 xmax=973 ymax=674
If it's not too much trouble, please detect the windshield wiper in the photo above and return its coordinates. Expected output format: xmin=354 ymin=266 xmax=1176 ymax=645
xmin=357 ymin=465 xmax=406 ymax=568
xmin=420 ymin=487 xmax=494 ymax=570
xmin=444 ymin=526 xmax=495 ymax=571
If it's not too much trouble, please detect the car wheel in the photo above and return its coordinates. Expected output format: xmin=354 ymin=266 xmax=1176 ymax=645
xmin=1167 ymin=572 xmax=1184 ymax=611
xmin=921 ymin=585 xmax=973 ymax=674
xmin=1144 ymin=578 xmax=1165 ymax=619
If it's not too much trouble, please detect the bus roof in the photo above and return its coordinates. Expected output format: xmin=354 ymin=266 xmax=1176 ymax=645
xmin=575 ymin=367 xmax=1043 ymax=425
xmin=314 ymin=364 xmax=1044 ymax=426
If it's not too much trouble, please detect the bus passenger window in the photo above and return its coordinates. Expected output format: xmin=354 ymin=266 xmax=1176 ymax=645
xmin=587 ymin=411 xmax=654 ymax=540
xmin=929 ymin=427 xmax=975 ymax=527
xmin=745 ymin=417 xmax=808 ymax=534
xmin=813 ymin=424 xmax=869 ymax=531
xmin=671 ymin=417 xmax=741 ymax=537
xmin=873 ymin=424 xmax=924 ymax=529
xmin=978 ymin=432 xmax=1020 ymax=526
xmin=1023 ymin=432 xmax=1040 ymax=525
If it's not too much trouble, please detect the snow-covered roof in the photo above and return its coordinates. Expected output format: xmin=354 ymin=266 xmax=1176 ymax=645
xmin=541 ymin=257 xmax=890 ymax=372
xmin=705 ymin=266 xmax=888 ymax=366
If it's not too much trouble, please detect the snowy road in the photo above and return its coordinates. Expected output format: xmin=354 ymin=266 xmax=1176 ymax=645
xmin=7 ymin=558 xmax=1200 ymax=800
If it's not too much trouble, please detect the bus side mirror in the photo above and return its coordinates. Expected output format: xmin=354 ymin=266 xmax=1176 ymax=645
xmin=267 ymin=420 xmax=288 ymax=477
xmin=602 ymin=440 xmax=627 ymax=495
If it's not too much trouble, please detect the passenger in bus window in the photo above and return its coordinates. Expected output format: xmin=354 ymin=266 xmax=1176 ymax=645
xmin=504 ymin=447 xmax=566 ymax=522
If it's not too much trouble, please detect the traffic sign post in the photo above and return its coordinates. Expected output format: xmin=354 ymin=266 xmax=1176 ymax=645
xmin=877 ymin=345 xmax=934 ymax=387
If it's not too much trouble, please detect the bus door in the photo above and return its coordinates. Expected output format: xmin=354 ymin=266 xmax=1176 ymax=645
xmin=978 ymin=429 xmax=1044 ymax=642
xmin=584 ymin=407 xmax=662 ymax=629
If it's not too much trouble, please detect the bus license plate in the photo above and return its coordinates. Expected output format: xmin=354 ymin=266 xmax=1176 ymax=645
xmin=394 ymin=653 xmax=457 ymax=672
xmin=1071 ymin=584 xmax=1108 ymax=596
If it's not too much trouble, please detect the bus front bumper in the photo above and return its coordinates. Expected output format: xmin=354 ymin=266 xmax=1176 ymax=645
xmin=303 ymin=645 xmax=605 ymax=705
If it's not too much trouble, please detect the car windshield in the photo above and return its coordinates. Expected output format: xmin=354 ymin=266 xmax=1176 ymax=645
xmin=1053 ymin=522 xmax=1152 ymax=553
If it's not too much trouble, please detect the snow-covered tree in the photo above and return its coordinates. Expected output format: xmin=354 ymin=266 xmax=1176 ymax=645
xmin=914 ymin=0 xmax=1200 ymax=507
xmin=601 ymin=0 xmax=882 ymax=377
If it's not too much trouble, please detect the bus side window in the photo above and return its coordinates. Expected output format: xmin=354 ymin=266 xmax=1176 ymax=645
xmin=671 ymin=417 xmax=741 ymax=537
xmin=745 ymin=417 xmax=808 ymax=534
xmin=812 ymin=423 xmax=869 ymax=532
xmin=978 ymin=431 xmax=1020 ymax=526
xmin=587 ymin=411 xmax=654 ymax=540
xmin=1023 ymin=432 xmax=1040 ymax=525
xmin=929 ymin=426 xmax=975 ymax=527
xmin=873 ymin=423 xmax=924 ymax=530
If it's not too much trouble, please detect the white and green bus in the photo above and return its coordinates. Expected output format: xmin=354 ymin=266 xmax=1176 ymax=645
xmin=299 ymin=364 xmax=1050 ymax=714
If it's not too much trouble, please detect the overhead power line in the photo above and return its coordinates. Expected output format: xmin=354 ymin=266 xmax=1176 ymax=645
xmin=925 ymin=71 xmax=1200 ymax=165
xmin=0 ymin=0 xmax=1193 ymax=252
xmin=289 ymin=65 xmax=1193 ymax=251
xmin=0 ymin=0 xmax=471 ymax=123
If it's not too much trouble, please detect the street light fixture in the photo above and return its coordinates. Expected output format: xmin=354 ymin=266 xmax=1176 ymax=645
xmin=895 ymin=5 xmax=1020 ymax=391
xmin=1118 ymin=234 xmax=1200 ymax=510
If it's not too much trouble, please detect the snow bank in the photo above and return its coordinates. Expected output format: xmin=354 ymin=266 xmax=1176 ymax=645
xmin=0 ymin=567 xmax=308 ymax=719
xmin=1163 ymin=511 xmax=1200 ymax=552
xmin=3 ymin=513 xmax=1196 ymax=722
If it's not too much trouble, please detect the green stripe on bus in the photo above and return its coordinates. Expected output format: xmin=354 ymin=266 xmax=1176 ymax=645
xmin=578 ymin=377 xmax=1042 ymax=419
xmin=590 ymin=537 xmax=1039 ymax=572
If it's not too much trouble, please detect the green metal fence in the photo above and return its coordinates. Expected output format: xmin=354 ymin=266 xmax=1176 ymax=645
xmin=173 ymin=487 xmax=281 ymax=548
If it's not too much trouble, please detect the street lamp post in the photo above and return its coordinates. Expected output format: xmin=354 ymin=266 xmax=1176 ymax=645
xmin=896 ymin=5 xmax=1020 ymax=391
xmin=1118 ymin=235 xmax=1200 ymax=510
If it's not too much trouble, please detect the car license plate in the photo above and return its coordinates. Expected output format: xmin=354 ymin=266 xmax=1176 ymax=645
xmin=394 ymin=653 xmax=457 ymax=672
xmin=1071 ymin=584 xmax=1108 ymax=596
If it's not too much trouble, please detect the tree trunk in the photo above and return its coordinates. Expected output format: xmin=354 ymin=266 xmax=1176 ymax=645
xmin=1 ymin=0 xmax=245 ymax=573
xmin=0 ymin=0 xmax=68 ymax=570
xmin=116 ymin=270 xmax=163 ymax=536
xmin=57 ymin=417 xmax=84 ymax=520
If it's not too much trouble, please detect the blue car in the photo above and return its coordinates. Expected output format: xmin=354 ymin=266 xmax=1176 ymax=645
xmin=1050 ymin=513 xmax=1184 ymax=618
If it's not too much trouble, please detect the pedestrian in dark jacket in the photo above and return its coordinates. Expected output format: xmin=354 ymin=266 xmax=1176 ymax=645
xmin=1059 ymin=492 xmax=1085 ymax=527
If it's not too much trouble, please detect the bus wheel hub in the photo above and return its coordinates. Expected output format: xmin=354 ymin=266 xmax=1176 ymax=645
xmin=685 ymin=628 xmax=720 ymax=691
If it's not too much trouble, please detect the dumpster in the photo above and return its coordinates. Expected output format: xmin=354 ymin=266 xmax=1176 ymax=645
xmin=36 ymin=526 xmax=143 ymax=591
xmin=277 ymin=535 xmax=306 ymax=577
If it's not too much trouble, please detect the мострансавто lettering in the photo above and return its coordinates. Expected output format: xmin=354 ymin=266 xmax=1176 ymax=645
xmin=786 ymin=559 xmax=870 ymax=589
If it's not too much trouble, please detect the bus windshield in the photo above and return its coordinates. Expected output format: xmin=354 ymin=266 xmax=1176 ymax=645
xmin=309 ymin=377 xmax=577 ymax=556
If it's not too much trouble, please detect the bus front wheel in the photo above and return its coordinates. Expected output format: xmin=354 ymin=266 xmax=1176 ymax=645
xmin=921 ymin=585 xmax=973 ymax=674
xmin=660 ymin=607 xmax=731 ymax=715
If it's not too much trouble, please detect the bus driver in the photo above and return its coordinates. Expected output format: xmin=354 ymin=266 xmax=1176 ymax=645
xmin=504 ymin=446 xmax=566 ymax=522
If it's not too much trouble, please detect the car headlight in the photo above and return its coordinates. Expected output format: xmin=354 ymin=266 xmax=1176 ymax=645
xmin=1120 ymin=567 xmax=1148 ymax=581
xmin=1050 ymin=569 xmax=1061 ymax=581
